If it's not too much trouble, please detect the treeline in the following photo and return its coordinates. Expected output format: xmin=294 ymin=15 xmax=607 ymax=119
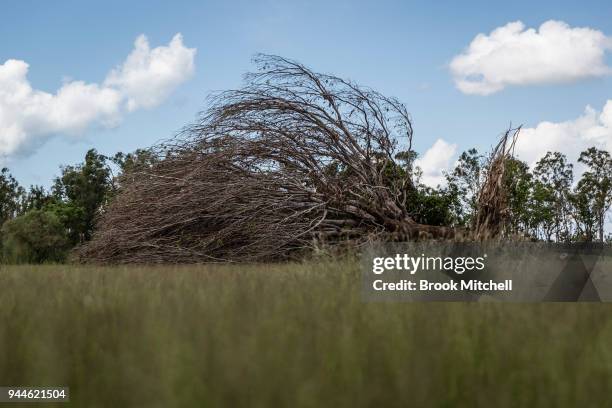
xmin=407 ymin=146 xmax=612 ymax=243
xmin=0 ymin=149 xmax=154 ymax=263
xmin=0 ymin=145 xmax=609 ymax=263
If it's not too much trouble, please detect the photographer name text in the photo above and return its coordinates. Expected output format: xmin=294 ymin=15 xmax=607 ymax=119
xmin=371 ymin=253 xmax=512 ymax=292
xmin=372 ymin=279 xmax=512 ymax=292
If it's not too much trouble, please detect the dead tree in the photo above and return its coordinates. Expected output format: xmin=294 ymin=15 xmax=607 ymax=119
xmin=80 ymin=55 xmax=470 ymax=263
xmin=472 ymin=127 xmax=521 ymax=240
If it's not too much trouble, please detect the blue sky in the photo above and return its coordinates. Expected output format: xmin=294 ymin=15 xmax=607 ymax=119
xmin=1 ymin=0 xmax=611 ymax=187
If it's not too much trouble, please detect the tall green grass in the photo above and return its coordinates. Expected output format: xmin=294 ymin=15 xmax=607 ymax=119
xmin=1 ymin=260 xmax=611 ymax=407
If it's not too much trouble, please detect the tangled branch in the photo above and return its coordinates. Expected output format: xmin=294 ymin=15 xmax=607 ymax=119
xmin=472 ymin=126 xmax=521 ymax=240
xmin=80 ymin=55 xmax=482 ymax=263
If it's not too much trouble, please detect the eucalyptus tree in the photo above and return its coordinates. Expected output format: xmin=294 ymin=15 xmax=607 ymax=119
xmin=445 ymin=148 xmax=485 ymax=227
xmin=503 ymin=158 xmax=534 ymax=236
xmin=575 ymin=148 xmax=612 ymax=242
xmin=533 ymin=152 xmax=574 ymax=241
xmin=0 ymin=168 xmax=24 ymax=227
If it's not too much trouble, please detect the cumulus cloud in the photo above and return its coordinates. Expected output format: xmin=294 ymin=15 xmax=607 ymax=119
xmin=450 ymin=20 xmax=612 ymax=95
xmin=0 ymin=33 xmax=195 ymax=157
xmin=105 ymin=34 xmax=195 ymax=111
xmin=515 ymin=100 xmax=612 ymax=168
xmin=415 ymin=138 xmax=457 ymax=187
xmin=413 ymin=103 xmax=612 ymax=189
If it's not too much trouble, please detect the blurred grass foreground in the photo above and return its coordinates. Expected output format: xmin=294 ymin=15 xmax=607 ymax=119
xmin=1 ymin=260 xmax=612 ymax=407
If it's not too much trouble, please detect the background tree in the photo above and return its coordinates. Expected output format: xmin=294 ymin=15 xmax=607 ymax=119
xmin=387 ymin=150 xmax=459 ymax=227
xmin=0 ymin=168 xmax=24 ymax=226
xmin=533 ymin=152 xmax=574 ymax=241
xmin=445 ymin=148 xmax=485 ymax=227
xmin=52 ymin=149 xmax=114 ymax=243
xmin=503 ymin=158 xmax=534 ymax=237
xmin=528 ymin=179 xmax=556 ymax=241
xmin=571 ymin=180 xmax=598 ymax=242
xmin=20 ymin=185 xmax=54 ymax=213
xmin=576 ymin=148 xmax=612 ymax=242
xmin=407 ymin=185 xmax=460 ymax=227
xmin=1 ymin=209 xmax=69 ymax=263
xmin=394 ymin=150 xmax=418 ymax=175
xmin=109 ymin=148 xmax=159 ymax=191
xmin=0 ymin=148 xmax=141 ymax=263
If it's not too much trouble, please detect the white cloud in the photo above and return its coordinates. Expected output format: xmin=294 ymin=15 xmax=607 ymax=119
xmin=105 ymin=34 xmax=196 ymax=111
xmin=413 ymin=103 xmax=612 ymax=189
xmin=515 ymin=100 xmax=612 ymax=168
xmin=0 ymin=33 xmax=196 ymax=157
xmin=450 ymin=20 xmax=612 ymax=95
xmin=415 ymin=138 xmax=457 ymax=187
xmin=0 ymin=60 xmax=123 ymax=156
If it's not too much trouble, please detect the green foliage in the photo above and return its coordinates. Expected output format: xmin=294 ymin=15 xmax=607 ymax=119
xmin=394 ymin=150 xmax=418 ymax=174
xmin=1 ymin=209 xmax=69 ymax=263
xmin=575 ymin=148 xmax=612 ymax=242
xmin=443 ymin=147 xmax=611 ymax=242
xmin=504 ymin=158 xmax=534 ymax=235
xmin=0 ymin=168 xmax=24 ymax=226
xmin=373 ymin=151 xmax=460 ymax=226
xmin=571 ymin=178 xmax=599 ymax=242
xmin=20 ymin=185 xmax=54 ymax=213
xmin=528 ymin=180 xmax=556 ymax=240
xmin=0 ymin=142 xmax=610 ymax=264
xmin=0 ymin=149 xmax=134 ymax=263
xmin=445 ymin=148 xmax=484 ymax=226
xmin=46 ymin=201 xmax=88 ymax=245
xmin=111 ymin=148 xmax=158 ymax=175
xmin=52 ymin=149 xmax=114 ymax=243
xmin=533 ymin=152 xmax=574 ymax=241
xmin=407 ymin=186 xmax=459 ymax=226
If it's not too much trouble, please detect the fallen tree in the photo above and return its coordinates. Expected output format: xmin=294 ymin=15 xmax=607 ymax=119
xmin=473 ymin=126 xmax=521 ymax=240
xmin=79 ymin=55 xmax=511 ymax=263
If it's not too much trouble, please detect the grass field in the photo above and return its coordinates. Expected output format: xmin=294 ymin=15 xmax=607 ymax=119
xmin=1 ymin=260 xmax=612 ymax=407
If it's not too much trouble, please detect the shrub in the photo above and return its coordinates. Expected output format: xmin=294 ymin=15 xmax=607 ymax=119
xmin=1 ymin=209 xmax=69 ymax=263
